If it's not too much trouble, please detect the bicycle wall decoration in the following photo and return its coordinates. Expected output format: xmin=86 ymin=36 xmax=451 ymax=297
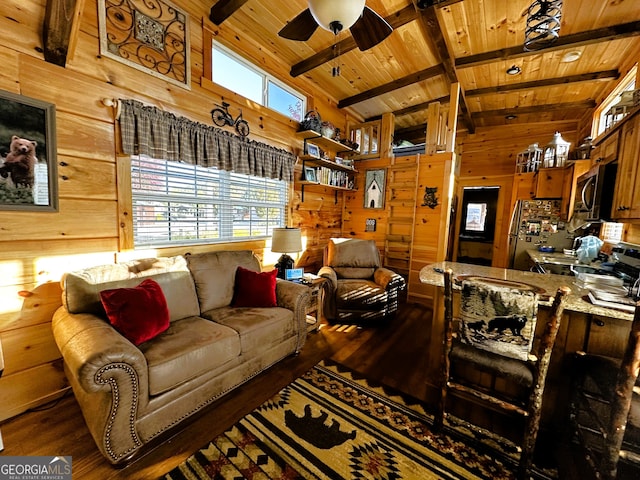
xmin=211 ymin=102 xmax=250 ymax=137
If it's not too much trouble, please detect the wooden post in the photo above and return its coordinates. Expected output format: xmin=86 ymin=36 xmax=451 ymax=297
xmin=425 ymin=102 xmax=441 ymax=154
xmin=379 ymin=112 xmax=395 ymax=158
xmin=447 ymin=83 xmax=461 ymax=153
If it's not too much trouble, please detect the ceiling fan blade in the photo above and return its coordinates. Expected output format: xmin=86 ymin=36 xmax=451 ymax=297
xmin=350 ymin=6 xmax=393 ymax=51
xmin=278 ymin=9 xmax=319 ymax=41
xmin=209 ymin=0 xmax=250 ymax=25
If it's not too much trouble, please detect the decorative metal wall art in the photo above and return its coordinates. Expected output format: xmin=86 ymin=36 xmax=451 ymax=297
xmin=98 ymin=0 xmax=190 ymax=89
xmin=422 ymin=186 xmax=439 ymax=209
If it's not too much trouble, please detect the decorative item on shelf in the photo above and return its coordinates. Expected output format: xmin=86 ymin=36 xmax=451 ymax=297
xmin=303 ymin=166 xmax=317 ymax=182
xmin=340 ymin=138 xmax=359 ymax=150
xmin=334 ymin=157 xmax=343 ymax=165
xmin=305 ymin=143 xmax=320 ymax=158
xmin=524 ymin=0 xmax=562 ymax=52
xmin=542 ymin=132 xmax=570 ymax=168
xmin=272 ymin=227 xmax=302 ymax=279
xmin=300 ymin=110 xmax=322 ymax=133
xmin=321 ymin=121 xmax=335 ymax=139
xmin=342 ymin=159 xmax=354 ymax=168
xmin=575 ymin=136 xmax=593 ymax=159
xmin=334 ymin=128 xmax=341 ymax=141
xmin=604 ymin=89 xmax=639 ymax=129
xmin=515 ymin=143 xmax=543 ymax=173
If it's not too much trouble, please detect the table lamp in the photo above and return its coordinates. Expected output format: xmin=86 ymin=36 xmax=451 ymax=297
xmin=271 ymin=227 xmax=302 ymax=279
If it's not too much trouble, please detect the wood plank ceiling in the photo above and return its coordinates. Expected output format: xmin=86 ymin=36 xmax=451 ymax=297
xmin=45 ymin=0 xmax=640 ymax=145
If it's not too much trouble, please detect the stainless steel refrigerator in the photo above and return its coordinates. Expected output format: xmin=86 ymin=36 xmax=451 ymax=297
xmin=508 ymin=199 xmax=571 ymax=270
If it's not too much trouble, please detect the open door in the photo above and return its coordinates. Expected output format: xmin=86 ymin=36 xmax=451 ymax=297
xmin=456 ymin=187 xmax=500 ymax=266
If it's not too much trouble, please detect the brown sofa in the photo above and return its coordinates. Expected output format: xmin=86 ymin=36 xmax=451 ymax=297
xmin=51 ymin=250 xmax=309 ymax=465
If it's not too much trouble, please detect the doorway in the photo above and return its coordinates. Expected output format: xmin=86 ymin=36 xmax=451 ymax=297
xmin=457 ymin=187 xmax=500 ymax=266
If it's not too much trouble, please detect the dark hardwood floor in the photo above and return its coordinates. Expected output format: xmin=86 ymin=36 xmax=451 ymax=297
xmin=0 ymin=301 xmax=586 ymax=479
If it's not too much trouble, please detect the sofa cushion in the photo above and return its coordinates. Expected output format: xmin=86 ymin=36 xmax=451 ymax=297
xmin=203 ymin=306 xmax=295 ymax=353
xmin=232 ymin=267 xmax=278 ymax=308
xmin=186 ymin=251 xmax=261 ymax=312
xmin=139 ymin=316 xmax=241 ymax=395
xmin=100 ymin=279 xmax=170 ymax=346
xmin=64 ymin=256 xmax=200 ymax=322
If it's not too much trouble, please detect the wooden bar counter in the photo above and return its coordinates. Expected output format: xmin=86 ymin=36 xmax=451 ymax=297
xmin=419 ymin=262 xmax=634 ymax=421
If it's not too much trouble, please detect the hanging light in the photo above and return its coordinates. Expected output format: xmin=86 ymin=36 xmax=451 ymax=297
xmin=524 ymin=0 xmax=563 ymax=52
xmin=308 ymin=0 xmax=366 ymax=35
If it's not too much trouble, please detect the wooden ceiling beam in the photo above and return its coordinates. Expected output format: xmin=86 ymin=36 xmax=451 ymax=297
xmin=413 ymin=2 xmax=475 ymax=133
xmin=209 ymin=0 xmax=250 ymax=25
xmin=365 ymin=95 xmax=450 ymax=122
xmin=466 ymin=70 xmax=620 ymax=97
xmin=456 ymin=21 xmax=640 ymax=69
xmin=338 ymin=65 xmax=445 ymax=109
xmin=290 ymin=5 xmax=417 ymax=78
xmin=43 ymin=0 xmax=84 ymax=67
xmin=471 ymin=100 xmax=597 ymax=119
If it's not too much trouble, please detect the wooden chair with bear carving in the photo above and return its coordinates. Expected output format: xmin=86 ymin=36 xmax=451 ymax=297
xmin=434 ymin=269 xmax=570 ymax=480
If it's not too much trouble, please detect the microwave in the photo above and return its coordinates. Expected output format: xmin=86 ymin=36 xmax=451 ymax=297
xmin=573 ymin=162 xmax=618 ymax=221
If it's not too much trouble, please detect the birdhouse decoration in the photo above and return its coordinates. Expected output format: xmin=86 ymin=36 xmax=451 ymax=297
xmin=515 ymin=143 xmax=543 ymax=173
xmin=542 ymin=131 xmax=570 ymax=168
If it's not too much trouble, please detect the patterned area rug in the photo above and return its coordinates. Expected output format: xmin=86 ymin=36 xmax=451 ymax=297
xmin=163 ymin=362 xmax=557 ymax=479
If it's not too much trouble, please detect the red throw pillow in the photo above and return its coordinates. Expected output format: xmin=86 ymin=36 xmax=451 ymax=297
xmin=232 ymin=266 xmax=278 ymax=308
xmin=100 ymin=278 xmax=170 ymax=345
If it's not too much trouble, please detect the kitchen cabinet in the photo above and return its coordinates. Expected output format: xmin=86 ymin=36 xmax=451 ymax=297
xmin=534 ymin=167 xmax=565 ymax=198
xmin=560 ymin=160 xmax=591 ymax=219
xmin=612 ymin=113 xmax=640 ymax=219
xmin=591 ymin=129 xmax=619 ymax=165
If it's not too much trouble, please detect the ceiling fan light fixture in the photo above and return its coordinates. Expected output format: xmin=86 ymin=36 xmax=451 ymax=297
xmin=309 ymin=0 xmax=366 ymax=34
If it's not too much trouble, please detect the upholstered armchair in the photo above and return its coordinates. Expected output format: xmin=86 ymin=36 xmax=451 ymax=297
xmin=318 ymin=238 xmax=406 ymax=324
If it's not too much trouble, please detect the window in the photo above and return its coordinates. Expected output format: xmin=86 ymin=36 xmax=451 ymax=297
xmin=465 ymin=203 xmax=487 ymax=232
xmin=593 ymin=65 xmax=637 ymax=136
xmin=131 ymin=156 xmax=288 ymax=247
xmin=211 ymin=42 xmax=305 ymax=121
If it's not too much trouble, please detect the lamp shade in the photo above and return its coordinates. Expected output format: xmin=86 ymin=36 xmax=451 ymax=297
xmin=271 ymin=228 xmax=302 ymax=254
xmin=309 ymin=0 xmax=366 ymax=34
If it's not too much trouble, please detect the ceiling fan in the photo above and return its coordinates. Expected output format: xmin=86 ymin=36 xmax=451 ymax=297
xmin=278 ymin=0 xmax=393 ymax=51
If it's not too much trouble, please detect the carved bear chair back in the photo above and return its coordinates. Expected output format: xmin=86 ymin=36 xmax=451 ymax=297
xmin=435 ymin=270 xmax=570 ymax=480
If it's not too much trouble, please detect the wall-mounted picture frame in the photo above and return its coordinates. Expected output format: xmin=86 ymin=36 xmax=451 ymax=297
xmin=0 ymin=90 xmax=58 ymax=212
xmin=306 ymin=143 xmax=320 ymax=158
xmin=304 ymin=167 xmax=317 ymax=183
xmin=364 ymin=168 xmax=386 ymax=209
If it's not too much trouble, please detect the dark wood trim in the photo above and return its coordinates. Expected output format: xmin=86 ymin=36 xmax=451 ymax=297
xmin=456 ymin=21 xmax=640 ymax=69
xmin=471 ymin=100 xmax=597 ymax=119
xmin=43 ymin=0 xmax=81 ymax=67
xmin=290 ymin=5 xmax=417 ymax=78
xmin=366 ymin=95 xmax=451 ymax=122
xmin=414 ymin=4 xmax=475 ymax=133
xmin=466 ymin=70 xmax=620 ymax=97
xmin=209 ymin=0 xmax=250 ymax=25
xmin=338 ymin=65 xmax=445 ymax=109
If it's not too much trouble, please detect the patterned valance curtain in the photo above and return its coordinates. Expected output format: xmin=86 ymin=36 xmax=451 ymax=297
xmin=118 ymin=99 xmax=296 ymax=181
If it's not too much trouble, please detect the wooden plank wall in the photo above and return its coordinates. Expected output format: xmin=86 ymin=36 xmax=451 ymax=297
xmin=0 ymin=0 xmax=359 ymax=421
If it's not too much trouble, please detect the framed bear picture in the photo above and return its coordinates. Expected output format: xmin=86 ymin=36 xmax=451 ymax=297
xmin=0 ymin=90 xmax=58 ymax=211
